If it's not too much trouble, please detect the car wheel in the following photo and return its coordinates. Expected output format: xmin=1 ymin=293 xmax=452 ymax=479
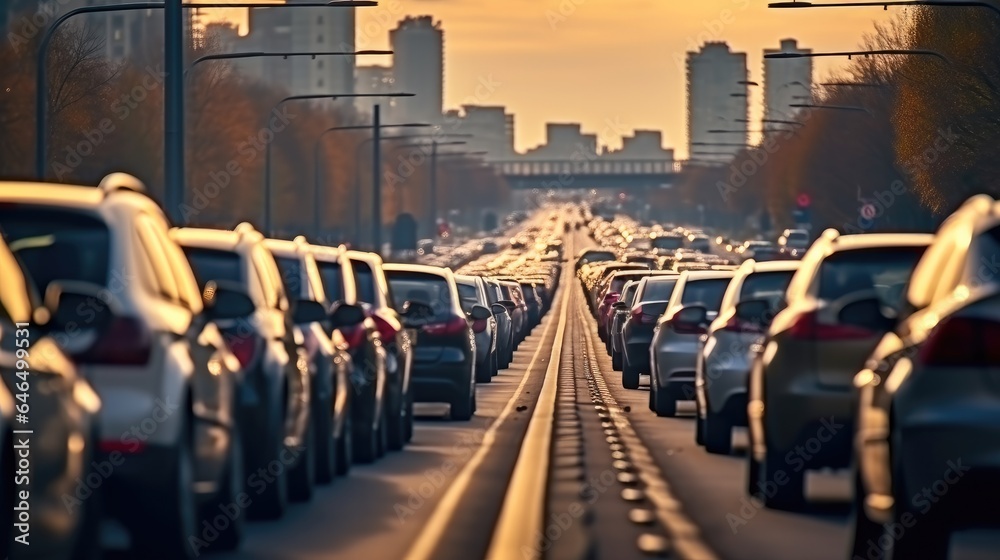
xmin=703 ymin=410 xmax=732 ymax=454
xmin=289 ymin=416 xmax=315 ymax=502
xmin=376 ymin=407 xmax=389 ymax=458
xmin=134 ymin=439 xmax=198 ymax=558
xmin=314 ymin=393 xmax=337 ymax=485
xmin=611 ymin=350 xmax=622 ymax=371
xmin=404 ymin=390 xmax=415 ymax=443
xmin=387 ymin=389 xmax=406 ymax=452
xmin=249 ymin=420 xmax=290 ymax=520
xmin=475 ymin=359 xmax=492 ymax=383
xmin=352 ymin=374 xmax=380 ymax=464
xmin=451 ymin=383 xmax=475 ymax=421
xmin=888 ymin=444 xmax=950 ymax=560
xmin=491 ymin=351 xmax=499 ymax=377
xmin=335 ymin=405 xmax=353 ymax=476
xmin=653 ymin=385 xmax=677 ymax=417
xmin=850 ymin=467 xmax=886 ymax=560
xmin=198 ymin=425 xmax=245 ymax=552
xmin=622 ymin=362 xmax=641 ymax=390
xmin=695 ymin=410 xmax=706 ymax=446
xmin=756 ymin=446 xmax=805 ymax=511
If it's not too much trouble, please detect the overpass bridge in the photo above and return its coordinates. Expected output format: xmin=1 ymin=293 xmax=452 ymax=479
xmin=491 ymin=159 xmax=683 ymax=190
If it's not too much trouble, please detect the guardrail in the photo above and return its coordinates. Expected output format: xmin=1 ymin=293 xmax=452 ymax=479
xmin=492 ymin=160 xmax=678 ymax=176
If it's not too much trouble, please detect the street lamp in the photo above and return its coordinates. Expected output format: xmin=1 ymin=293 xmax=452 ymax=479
xmin=312 ymin=122 xmax=431 ymax=238
xmin=185 ymin=50 xmax=393 ymax=80
xmin=790 ymin=103 xmax=873 ymax=115
xmin=735 ymin=118 xmax=805 ymax=127
xmin=350 ymin=132 xmax=471 ymax=247
xmin=263 ymin=93 xmax=413 ymax=235
xmin=768 ymin=1 xmax=1000 ymax=17
xmin=764 ymin=49 xmax=950 ymax=64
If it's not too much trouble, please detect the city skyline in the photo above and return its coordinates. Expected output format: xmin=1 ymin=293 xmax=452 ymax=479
xmin=199 ymin=0 xmax=897 ymax=158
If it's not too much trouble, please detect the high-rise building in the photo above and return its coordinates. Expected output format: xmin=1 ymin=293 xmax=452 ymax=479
xmin=763 ymin=39 xmax=812 ymax=124
xmin=390 ymin=16 xmax=444 ymax=124
xmin=240 ymin=7 xmax=293 ymax=88
xmin=290 ymin=0 xmax=355 ymax=99
xmin=355 ymin=64 xmax=397 ymax=119
xmin=686 ymin=42 xmax=748 ymax=161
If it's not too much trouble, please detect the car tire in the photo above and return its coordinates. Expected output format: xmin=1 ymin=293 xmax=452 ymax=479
xmin=404 ymin=390 xmax=415 ymax=443
xmin=491 ymin=351 xmax=500 ymax=377
xmin=198 ymin=425 xmax=245 ymax=552
xmin=289 ymin=417 xmax=315 ymax=502
xmin=475 ymin=359 xmax=492 ymax=383
xmin=352 ymin=372 xmax=381 ymax=465
xmin=695 ymin=411 xmax=706 ymax=446
xmin=611 ymin=351 xmax=623 ymax=371
xmin=756 ymin=446 xmax=805 ymax=511
xmin=703 ymin=411 xmax=732 ymax=454
xmin=849 ymin=467 xmax=885 ymax=560
xmin=335 ymin=405 xmax=353 ymax=476
xmin=314 ymin=392 xmax=337 ymax=485
xmin=376 ymin=408 xmax=389 ymax=458
xmin=653 ymin=387 xmax=677 ymax=417
xmin=622 ymin=362 xmax=641 ymax=390
xmin=451 ymin=381 xmax=475 ymax=421
xmin=386 ymin=390 xmax=406 ymax=452
xmin=249 ymin=420 xmax=290 ymax=520
xmin=134 ymin=439 xmax=198 ymax=559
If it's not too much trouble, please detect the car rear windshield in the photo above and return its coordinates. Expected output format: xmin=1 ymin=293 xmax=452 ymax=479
xmin=274 ymin=256 xmax=305 ymax=298
xmin=652 ymin=237 xmax=684 ymax=250
xmin=351 ymin=260 xmax=376 ymax=304
xmin=681 ymin=279 xmax=730 ymax=310
xmin=456 ymin=282 xmax=480 ymax=312
xmin=818 ymin=247 xmax=925 ymax=307
xmin=0 ymin=208 xmax=111 ymax=297
xmin=582 ymin=251 xmax=616 ymax=264
xmin=386 ymin=272 xmax=454 ymax=317
xmin=316 ymin=261 xmax=343 ymax=302
xmin=622 ymin=283 xmax=639 ymax=305
xmin=740 ymin=270 xmax=794 ymax=303
xmin=182 ymin=248 xmax=243 ymax=290
xmin=639 ymin=278 xmax=677 ymax=302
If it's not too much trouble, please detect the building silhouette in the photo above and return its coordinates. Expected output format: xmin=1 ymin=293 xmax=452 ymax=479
xmin=390 ymin=16 xmax=444 ymax=125
xmin=763 ymin=38 xmax=812 ymax=126
xmin=686 ymin=41 xmax=748 ymax=161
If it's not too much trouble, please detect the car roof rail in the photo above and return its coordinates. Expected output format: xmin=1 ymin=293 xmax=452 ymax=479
xmin=293 ymin=235 xmax=309 ymax=245
xmin=234 ymin=222 xmax=256 ymax=235
xmin=820 ymin=228 xmax=840 ymax=241
xmin=99 ymin=172 xmax=146 ymax=196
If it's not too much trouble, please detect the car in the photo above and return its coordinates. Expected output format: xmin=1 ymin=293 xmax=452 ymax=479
xmin=609 ymin=279 xmax=640 ymax=369
xmin=851 ymin=195 xmax=1000 ymax=558
xmin=344 ymin=250 xmax=415 ymax=451
xmin=497 ymin=280 xmax=529 ymax=346
xmin=620 ymin=274 xmax=682 ymax=389
xmin=482 ymin=278 xmax=515 ymax=368
xmin=455 ymin=275 xmax=499 ymax=383
xmin=650 ymin=233 xmax=685 ymax=254
xmin=746 ymin=229 xmax=932 ymax=511
xmin=173 ymin=223 xmax=320 ymax=514
xmin=695 ymin=260 xmax=799 ymax=454
xmin=596 ymin=270 xmax=664 ymax=342
xmin=0 ymin=235 xmax=102 ymax=559
xmin=312 ymin=246 xmax=391 ymax=460
xmin=481 ymin=240 xmax=499 ymax=253
xmin=688 ymin=234 xmax=712 ymax=252
xmin=649 ymin=270 xmax=735 ymax=415
xmin=382 ymin=264 xmax=491 ymax=421
xmin=417 ymin=239 xmax=435 ymax=256
xmin=0 ymin=174 xmax=251 ymax=557
xmin=575 ymin=248 xmax=619 ymax=272
xmin=778 ymin=228 xmax=810 ymax=251
xmin=519 ymin=280 xmax=543 ymax=329
xmin=265 ymin=237 xmax=356 ymax=482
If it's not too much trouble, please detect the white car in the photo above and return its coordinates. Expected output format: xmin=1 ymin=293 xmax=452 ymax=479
xmin=695 ymin=259 xmax=799 ymax=454
xmin=851 ymin=194 xmax=1000 ymax=559
xmin=0 ymin=174 xmax=252 ymax=558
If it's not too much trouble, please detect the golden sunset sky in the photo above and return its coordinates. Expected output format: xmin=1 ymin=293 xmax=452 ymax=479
xmin=198 ymin=0 xmax=900 ymax=158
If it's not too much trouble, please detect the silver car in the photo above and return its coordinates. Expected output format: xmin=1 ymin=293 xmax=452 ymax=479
xmin=695 ymin=260 xmax=798 ymax=454
xmin=649 ymin=270 xmax=735 ymax=417
xmin=456 ymin=275 xmax=498 ymax=383
xmin=609 ymin=280 xmax=640 ymax=370
xmin=851 ymin=195 xmax=1000 ymax=559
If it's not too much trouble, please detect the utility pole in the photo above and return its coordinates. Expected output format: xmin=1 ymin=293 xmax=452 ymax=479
xmin=371 ymin=104 xmax=382 ymax=253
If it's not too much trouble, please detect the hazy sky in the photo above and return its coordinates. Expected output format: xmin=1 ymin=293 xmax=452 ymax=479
xmin=200 ymin=1 xmax=898 ymax=158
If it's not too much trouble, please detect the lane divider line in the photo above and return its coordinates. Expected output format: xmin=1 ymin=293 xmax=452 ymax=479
xmin=577 ymin=304 xmax=721 ymax=560
xmin=484 ymin=258 xmax=572 ymax=560
xmin=404 ymin=245 xmax=573 ymax=560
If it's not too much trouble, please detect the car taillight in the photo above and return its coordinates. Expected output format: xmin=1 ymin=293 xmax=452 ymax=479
xmin=224 ymin=333 xmax=260 ymax=368
xmin=786 ymin=311 xmax=873 ymax=340
xmin=372 ymin=313 xmax=399 ymax=343
xmin=423 ymin=315 xmax=468 ymax=336
xmin=918 ymin=316 xmax=1000 ymax=366
xmin=721 ymin=316 xmax=763 ymax=334
xmin=74 ymin=317 xmax=151 ymax=366
xmin=99 ymin=440 xmax=146 ymax=454
xmin=338 ymin=325 xmax=367 ymax=350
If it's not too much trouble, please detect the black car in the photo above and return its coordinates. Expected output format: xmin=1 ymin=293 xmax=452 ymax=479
xmin=382 ymin=264 xmax=491 ymax=421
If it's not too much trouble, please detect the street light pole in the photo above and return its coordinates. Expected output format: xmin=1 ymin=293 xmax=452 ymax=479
xmin=371 ymin=105 xmax=382 ymax=254
xmin=769 ymin=1 xmax=1000 ymax=17
xmin=263 ymin=93 xmax=412 ymax=236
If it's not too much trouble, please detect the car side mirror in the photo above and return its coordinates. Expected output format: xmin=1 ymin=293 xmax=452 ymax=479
xmin=612 ymin=301 xmax=629 ymax=310
xmin=292 ymin=299 xmax=328 ymax=325
xmin=735 ymin=299 xmax=773 ymax=326
xmin=43 ymin=280 xmax=119 ymax=333
xmin=497 ymin=299 xmax=516 ymax=312
xmin=202 ymin=280 xmax=255 ymax=321
xmin=469 ymin=304 xmax=492 ymax=321
xmin=491 ymin=303 xmax=508 ymax=316
xmin=329 ymin=302 xmax=366 ymax=329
